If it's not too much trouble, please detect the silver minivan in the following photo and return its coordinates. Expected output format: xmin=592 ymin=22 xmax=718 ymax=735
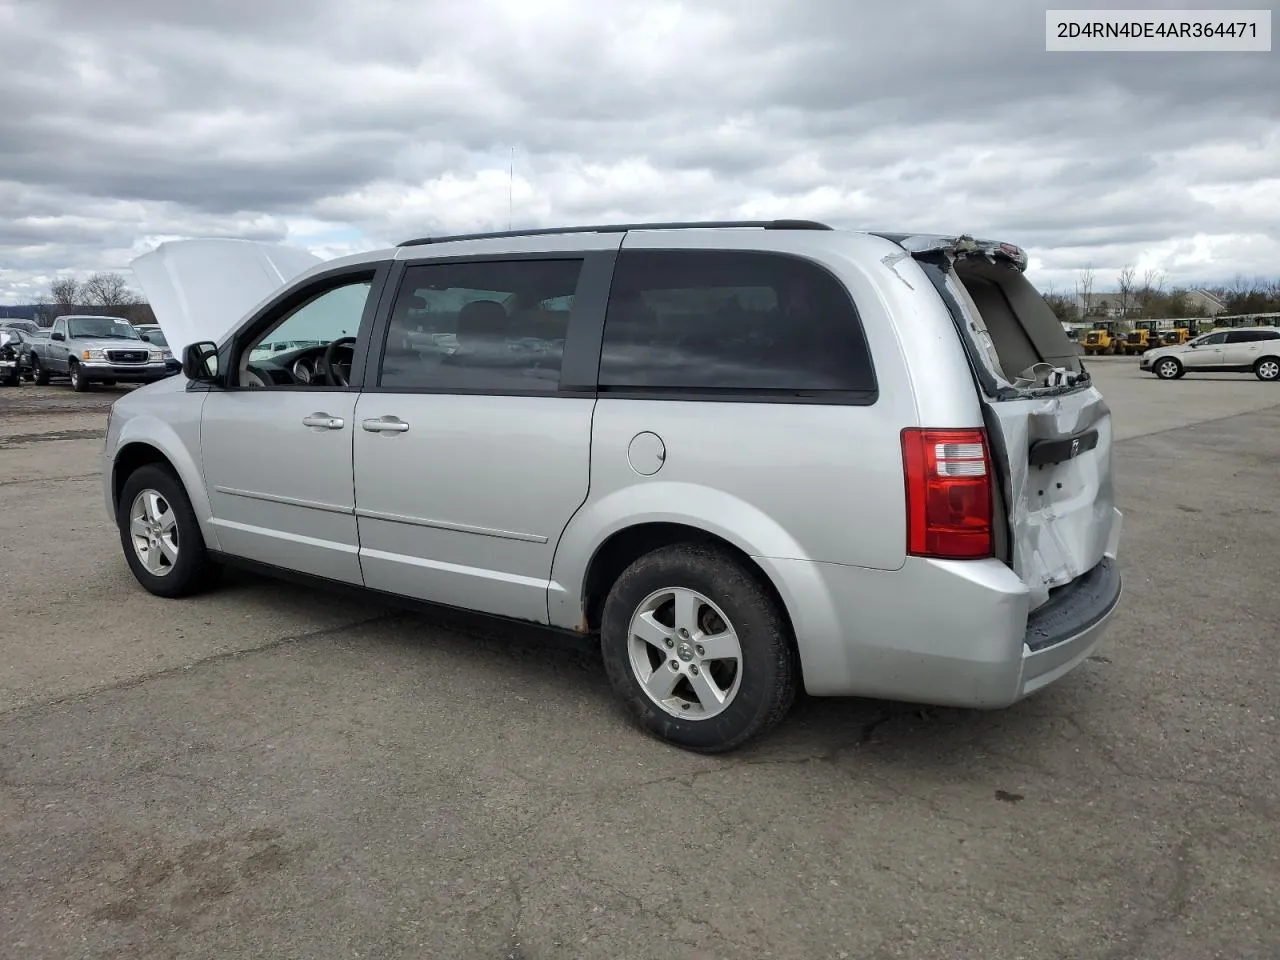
xmin=105 ymin=222 xmax=1124 ymax=752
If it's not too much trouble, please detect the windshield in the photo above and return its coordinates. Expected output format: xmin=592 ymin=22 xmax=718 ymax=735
xmin=141 ymin=328 xmax=168 ymax=346
xmin=67 ymin=317 xmax=142 ymax=340
xmin=1 ymin=320 xmax=38 ymax=334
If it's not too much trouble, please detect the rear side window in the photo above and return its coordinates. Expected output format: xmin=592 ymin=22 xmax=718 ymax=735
xmin=1227 ymin=330 xmax=1279 ymax=343
xmin=378 ymin=259 xmax=583 ymax=393
xmin=598 ymin=250 xmax=876 ymax=396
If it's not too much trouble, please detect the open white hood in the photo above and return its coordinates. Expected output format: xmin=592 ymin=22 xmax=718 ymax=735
xmin=130 ymin=239 xmax=324 ymax=356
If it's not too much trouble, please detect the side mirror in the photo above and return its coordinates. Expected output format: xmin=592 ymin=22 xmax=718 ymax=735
xmin=140 ymin=333 xmax=152 ymax=343
xmin=182 ymin=341 xmax=220 ymax=382
xmin=51 ymin=331 xmax=65 ymax=341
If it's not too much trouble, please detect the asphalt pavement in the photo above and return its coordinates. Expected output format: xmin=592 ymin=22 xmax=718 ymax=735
xmin=1 ymin=362 xmax=1278 ymax=960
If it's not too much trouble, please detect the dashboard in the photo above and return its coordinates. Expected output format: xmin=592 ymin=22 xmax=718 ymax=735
xmin=242 ymin=340 xmax=354 ymax=388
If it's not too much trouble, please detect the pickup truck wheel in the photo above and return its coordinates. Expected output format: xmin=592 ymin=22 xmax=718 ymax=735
xmin=1255 ymin=357 xmax=1280 ymax=382
xmin=31 ymin=356 xmax=49 ymax=385
xmin=118 ymin=464 xmax=220 ymax=598
xmin=599 ymin=543 xmax=797 ymax=754
xmin=68 ymin=360 xmax=90 ymax=392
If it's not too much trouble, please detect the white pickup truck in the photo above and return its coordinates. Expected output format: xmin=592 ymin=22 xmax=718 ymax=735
xmin=28 ymin=314 xmax=173 ymax=391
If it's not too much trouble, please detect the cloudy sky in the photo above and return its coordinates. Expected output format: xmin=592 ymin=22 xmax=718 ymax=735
xmin=1 ymin=0 xmax=1277 ymax=304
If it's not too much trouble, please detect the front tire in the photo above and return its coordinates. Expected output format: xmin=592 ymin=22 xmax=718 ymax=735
xmin=1154 ymin=357 xmax=1182 ymax=380
xmin=1255 ymin=357 xmax=1280 ymax=382
xmin=69 ymin=360 xmax=90 ymax=392
xmin=599 ymin=543 xmax=797 ymax=753
xmin=31 ymin=356 xmax=49 ymax=385
xmin=117 ymin=463 xmax=220 ymax=598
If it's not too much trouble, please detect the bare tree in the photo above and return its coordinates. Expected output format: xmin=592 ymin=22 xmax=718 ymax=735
xmin=1137 ymin=268 xmax=1166 ymax=317
xmin=1116 ymin=264 xmax=1136 ymax=319
xmin=1074 ymin=265 xmax=1095 ymax=319
xmin=82 ymin=271 xmax=141 ymax=307
xmin=32 ymin=277 xmax=86 ymax=326
xmin=49 ymin=277 xmax=83 ymax=311
xmin=32 ymin=296 xmax=57 ymax=326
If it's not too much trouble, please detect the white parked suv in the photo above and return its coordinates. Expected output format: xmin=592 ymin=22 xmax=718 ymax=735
xmin=1141 ymin=326 xmax=1280 ymax=381
xmin=104 ymin=222 xmax=1124 ymax=752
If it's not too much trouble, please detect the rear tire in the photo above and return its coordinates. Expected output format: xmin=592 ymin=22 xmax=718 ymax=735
xmin=1154 ymin=357 xmax=1182 ymax=380
xmin=32 ymin=356 xmax=49 ymax=385
xmin=1255 ymin=357 xmax=1280 ymax=382
xmin=117 ymin=463 xmax=221 ymax=598
xmin=599 ymin=543 xmax=797 ymax=754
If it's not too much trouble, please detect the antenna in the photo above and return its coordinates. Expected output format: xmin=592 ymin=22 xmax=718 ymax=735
xmin=508 ymin=146 xmax=514 ymax=230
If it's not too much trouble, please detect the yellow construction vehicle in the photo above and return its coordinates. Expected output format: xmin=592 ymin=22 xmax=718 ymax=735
xmin=1081 ymin=321 xmax=1120 ymax=355
xmin=1120 ymin=322 xmax=1157 ymax=355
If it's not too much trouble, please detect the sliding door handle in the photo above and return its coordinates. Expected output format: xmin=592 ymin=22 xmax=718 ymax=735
xmin=302 ymin=413 xmax=345 ymax=430
xmin=362 ymin=416 xmax=410 ymax=433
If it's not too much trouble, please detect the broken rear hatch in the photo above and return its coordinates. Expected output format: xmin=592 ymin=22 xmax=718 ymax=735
xmin=883 ymin=233 xmax=1122 ymax=612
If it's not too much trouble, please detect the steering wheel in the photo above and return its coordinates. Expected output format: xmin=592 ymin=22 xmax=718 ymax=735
xmin=322 ymin=336 xmax=357 ymax=386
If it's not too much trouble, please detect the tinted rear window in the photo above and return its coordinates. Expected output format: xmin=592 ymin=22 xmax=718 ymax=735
xmin=598 ymin=250 xmax=876 ymax=394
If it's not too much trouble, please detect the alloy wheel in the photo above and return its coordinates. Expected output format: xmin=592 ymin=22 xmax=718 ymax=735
xmin=626 ymin=587 xmax=743 ymax=720
xmin=129 ymin=488 xmax=180 ymax=576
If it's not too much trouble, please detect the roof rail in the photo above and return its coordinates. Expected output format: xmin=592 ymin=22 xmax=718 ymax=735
xmin=397 ymin=219 xmax=833 ymax=247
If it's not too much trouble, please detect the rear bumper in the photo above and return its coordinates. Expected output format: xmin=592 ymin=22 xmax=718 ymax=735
xmin=757 ymin=507 xmax=1124 ymax=706
xmin=1017 ymin=556 xmax=1121 ymax=699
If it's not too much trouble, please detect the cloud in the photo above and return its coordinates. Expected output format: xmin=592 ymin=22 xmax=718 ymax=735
xmin=1 ymin=0 xmax=1277 ymax=303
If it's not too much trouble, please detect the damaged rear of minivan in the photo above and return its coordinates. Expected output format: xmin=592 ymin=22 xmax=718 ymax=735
xmin=871 ymin=233 xmax=1123 ymax=706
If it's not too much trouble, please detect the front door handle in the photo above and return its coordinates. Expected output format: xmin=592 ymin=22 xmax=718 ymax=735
xmin=302 ymin=413 xmax=345 ymax=430
xmin=362 ymin=416 xmax=410 ymax=434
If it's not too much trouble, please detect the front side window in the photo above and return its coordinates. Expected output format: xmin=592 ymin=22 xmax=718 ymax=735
xmin=598 ymin=250 xmax=876 ymax=394
xmin=239 ymin=278 xmax=373 ymax=388
xmin=1198 ymin=332 xmax=1227 ymax=345
xmin=378 ymin=259 xmax=583 ymax=392
xmin=68 ymin=317 xmax=139 ymax=340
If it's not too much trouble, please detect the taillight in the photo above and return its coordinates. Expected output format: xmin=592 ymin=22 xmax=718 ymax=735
xmin=901 ymin=428 xmax=993 ymax=560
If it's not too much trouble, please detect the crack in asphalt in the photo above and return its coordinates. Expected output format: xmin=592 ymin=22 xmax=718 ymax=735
xmin=0 ymin=611 xmax=404 ymax=721
xmin=1101 ymin=836 xmax=1196 ymax=960
xmin=0 ymin=471 xmax=99 ymax=487
xmin=0 ymin=428 xmax=105 ymax=448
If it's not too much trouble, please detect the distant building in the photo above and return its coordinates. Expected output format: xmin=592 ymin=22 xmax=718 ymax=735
xmin=1076 ymin=288 xmax=1226 ymax=319
xmin=1183 ymin=289 xmax=1227 ymax=316
xmin=1076 ymin=292 xmax=1137 ymax=319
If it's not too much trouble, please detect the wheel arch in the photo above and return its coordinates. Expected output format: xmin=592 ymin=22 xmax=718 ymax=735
xmin=565 ymin=518 xmax=821 ymax=699
xmin=1254 ymin=354 xmax=1280 ymax=378
xmin=110 ymin=424 xmax=219 ymax=550
xmin=112 ymin=442 xmax=176 ymax=514
xmin=580 ymin=522 xmax=791 ymax=634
